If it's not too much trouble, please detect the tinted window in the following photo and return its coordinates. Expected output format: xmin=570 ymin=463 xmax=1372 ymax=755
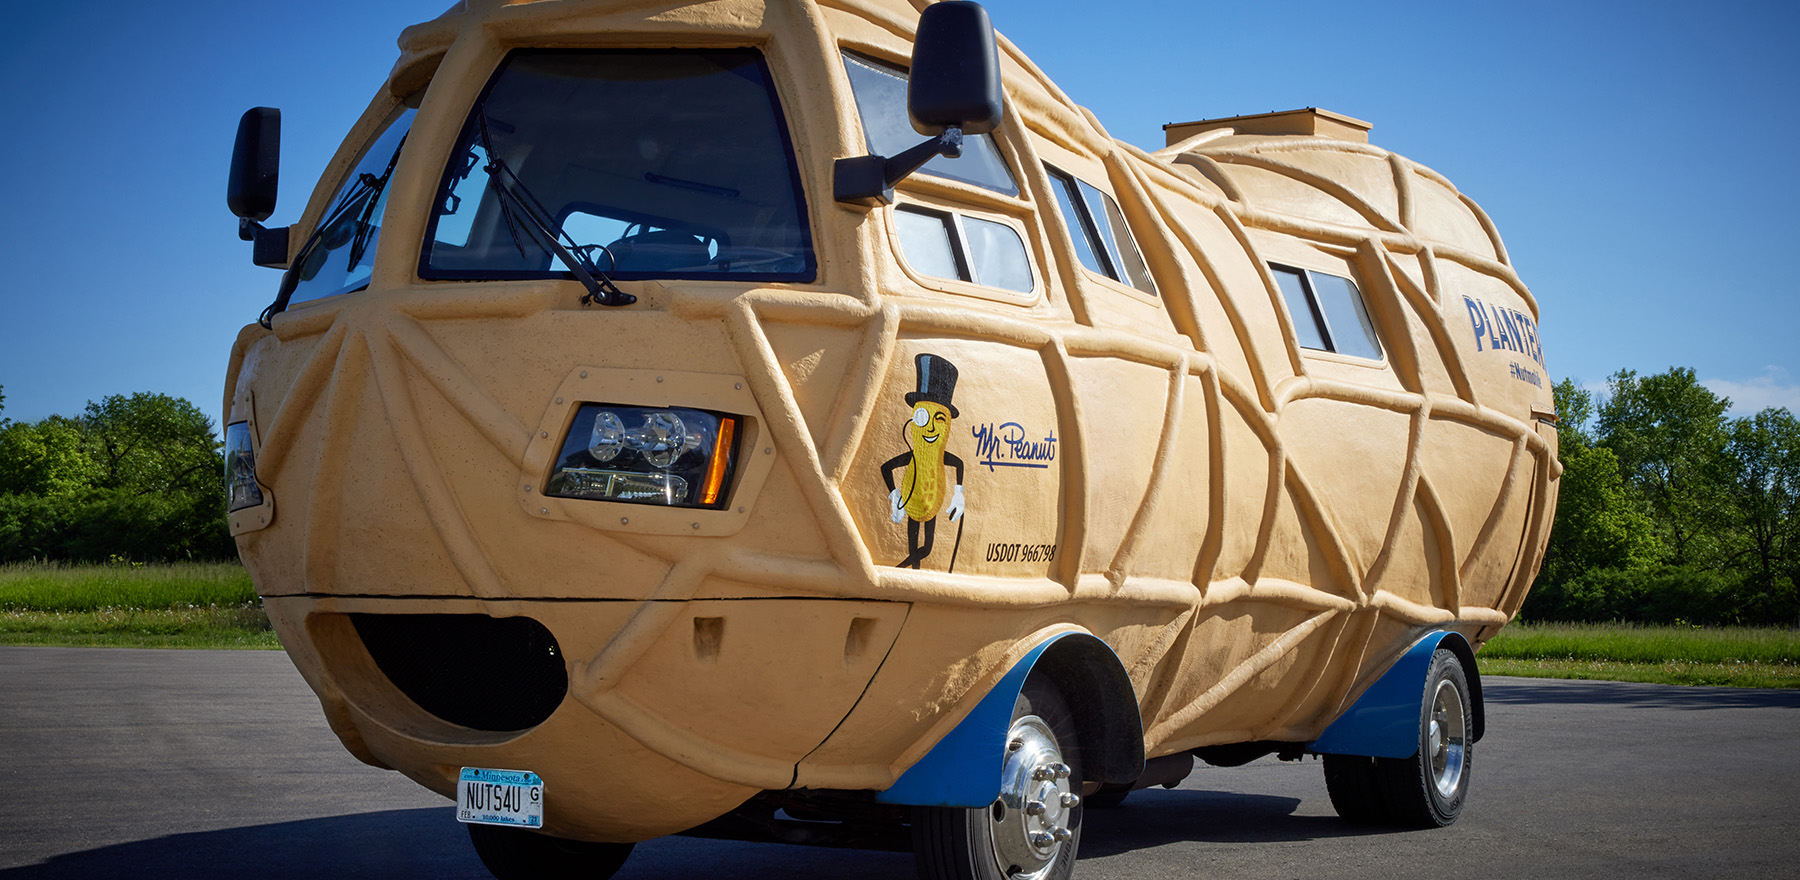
xmin=894 ymin=206 xmax=1033 ymax=295
xmin=843 ymin=53 xmax=1018 ymax=196
xmin=1045 ymin=165 xmax=1156 ymax=295
xmin=1271 ymin=264 xmax=1383 ymax=360
xmin=1273 ymin=267 xmax=1326 ymax=350
xmin=895 ymin=207 xmax=963 ymax=281
xmin=283 ymin=108 xmax=417 ymax=308
xmin=963 ymin=216 xmax=1032 ymax=293
xmin=1309 ymin=272 xmax=1382 ymax=360
xmin=422 ymin=49 xmax=814 ymax=282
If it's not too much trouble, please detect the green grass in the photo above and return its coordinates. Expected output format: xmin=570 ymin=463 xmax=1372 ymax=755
xmin=0 ymin=561 xmax=277 ymax=649
xmin=0 ymin=560 xmax=258 ymax=611
xmin=1480 ymin=622 xmax=1800 ymax=688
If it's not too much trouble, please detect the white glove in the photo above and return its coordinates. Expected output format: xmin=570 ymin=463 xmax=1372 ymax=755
xmin=889 ymin=488 xmax=905 ymax=523
xmin=946 ymin=484 xmax=965 ymax=522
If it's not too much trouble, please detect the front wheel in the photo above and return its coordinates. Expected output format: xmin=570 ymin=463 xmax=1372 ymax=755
xmin=912 ymin=673 xmax=1085 ymax=880
xmin=466 ymin=823 xmax=634 ymax=880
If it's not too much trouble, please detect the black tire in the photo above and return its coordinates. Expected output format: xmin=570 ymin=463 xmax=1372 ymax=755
xmin=1323 ymin=647 xmax=1473 ymax=828
xmin=1378 ymin=648 xmax=1472 ymax=827
xmin=912 ymin=673 xmax=1085 ymax=880
xmin=1322 ymin=754 xmax=1390 ymax=824
xmin=466 ymin=823 xmax=634 ymax=880
xmin=1083 ymin=785 xmax=1131 ymax=810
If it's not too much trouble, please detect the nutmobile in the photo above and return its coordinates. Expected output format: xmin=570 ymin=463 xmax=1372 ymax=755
xmin=221 ymin=1 xmax=1559 ymax=877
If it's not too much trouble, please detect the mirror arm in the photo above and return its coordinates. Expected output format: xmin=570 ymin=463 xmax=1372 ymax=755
xmin=834 ymin=126 xmax=964 ymax=206
xmin=238 ymin=218 xmax=291 ymax=269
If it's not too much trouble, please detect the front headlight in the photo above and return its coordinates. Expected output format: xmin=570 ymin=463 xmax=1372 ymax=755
xmin=545 ymin=404 xmax=741 ymax=509
xmin=224 ymin=422 xmax=263 ymax=513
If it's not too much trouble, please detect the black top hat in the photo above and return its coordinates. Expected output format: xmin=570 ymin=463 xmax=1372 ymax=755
xmin=905 ymin=353 xmax=959 ymax=419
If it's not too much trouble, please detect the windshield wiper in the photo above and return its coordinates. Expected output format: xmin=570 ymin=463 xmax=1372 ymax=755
xmin=257 ymin=137 xmax=408 ymax=328
xmin=259 ymin=169 xmax=384 ymax=327
xmin=474 ymin=112 xmax=634 ymax=308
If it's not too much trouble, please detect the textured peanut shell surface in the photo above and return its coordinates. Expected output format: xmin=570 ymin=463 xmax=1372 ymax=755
xmin=225 ymin=0 xmax=1556 ymax=841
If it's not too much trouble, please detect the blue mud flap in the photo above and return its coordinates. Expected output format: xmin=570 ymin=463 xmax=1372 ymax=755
xmin=1309 ymin=630 xmax=1473 ymax=759
xmin=874 ymin=634 xmax=1069 ymax=808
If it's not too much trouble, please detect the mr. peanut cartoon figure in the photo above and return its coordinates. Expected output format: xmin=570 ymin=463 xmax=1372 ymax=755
xmin=881 ymin=353 xmax=967 ymax=569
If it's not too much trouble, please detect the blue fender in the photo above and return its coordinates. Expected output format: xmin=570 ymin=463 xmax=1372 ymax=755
xmin=1309 ymin=630 xmax=1481 ymax=759
xmin=875 ymin=632 xmax=1139 ymax=808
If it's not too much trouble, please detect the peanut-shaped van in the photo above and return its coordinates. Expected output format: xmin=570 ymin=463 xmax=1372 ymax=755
xmin=222 ymin=1 xmax=1558 ymax=877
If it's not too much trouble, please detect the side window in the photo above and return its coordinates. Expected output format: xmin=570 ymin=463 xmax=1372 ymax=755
xmin=284 ymin=107 xmax=418 ymax=308
xmin=894 ymin=205 xmax=1033 ymax=294
xmin=1271 ymin=264 xmax=1383 ymax=360
xmin=1044 ymin=165 xmax=1156 ymax=295
xmin=842 ymin=52 xmax=1018 ymax=196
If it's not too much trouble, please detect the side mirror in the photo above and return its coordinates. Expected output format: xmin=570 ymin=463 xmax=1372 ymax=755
xmin=228 ymin=107 xmax=290 ymax=267
xmin=908 ymin=1 xmax=1004 ymax=137
xmin=228 ymin=108 xmax=281 ymax=222
xmin=835 ymin=1 xmax=1005 ymax=204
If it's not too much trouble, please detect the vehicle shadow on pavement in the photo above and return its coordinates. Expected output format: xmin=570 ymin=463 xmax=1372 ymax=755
xmin=2 ymin=791 xmax=1410 ymax=879
xmin=1079 ymin=788 xmax=1400 ymax=856
xmin=1482 ymin=677 xmax=1800 ymax=710
xmin=0 ymin=806 xmax=916 ymax=880
xmin=0 ymin=808 xmax=488 ymax=880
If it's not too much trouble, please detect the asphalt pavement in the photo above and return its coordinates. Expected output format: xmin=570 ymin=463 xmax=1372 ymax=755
xmin=2 ymin=646 xmax=1796 ymax=879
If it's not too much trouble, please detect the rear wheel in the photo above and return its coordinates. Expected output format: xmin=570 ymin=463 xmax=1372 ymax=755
xmin=1322 ymin=753 xmax=1389 ymax=824
xmin=1386 ymin=648 xmax=1472 ymax=827
xmin=466 ymin=823 xmax=634 ymax=880
xmin=912 ymin=674 xmax=1084 ymax=880
xmin=1322 ymin=647 xmax=1472 ymax=828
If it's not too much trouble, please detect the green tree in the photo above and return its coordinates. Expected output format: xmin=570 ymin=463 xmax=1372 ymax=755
xmin=0 ymin=416 xmax=99 ymax=497
xmin=1594 ymin=367 xmax=1732 ymax=565
xmin=1527 ymin=380 xmax=1663 ymax=620
xmin=1721 ymin=408 xmax=1800 ymax=623
xmin=79 ymin=393 xmax=223 ymax=497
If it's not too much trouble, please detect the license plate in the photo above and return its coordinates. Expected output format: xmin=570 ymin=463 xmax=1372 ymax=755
xmin=457 ymin=767 xmax=544 ymax=828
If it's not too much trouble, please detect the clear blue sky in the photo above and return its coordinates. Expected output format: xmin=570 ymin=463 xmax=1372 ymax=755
xmin=2 ymin=0 xmax=1795 ymax=432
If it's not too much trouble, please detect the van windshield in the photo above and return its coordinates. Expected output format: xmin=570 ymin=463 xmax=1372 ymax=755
xmin=422 ymin=49 xmax=815 ymax=283
xmin=281 ymin=107 xmax=417 ymax=308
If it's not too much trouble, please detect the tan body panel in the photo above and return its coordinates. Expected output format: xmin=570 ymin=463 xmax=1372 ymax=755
xmin=225 ymin=0 xmax=1556 ymax=841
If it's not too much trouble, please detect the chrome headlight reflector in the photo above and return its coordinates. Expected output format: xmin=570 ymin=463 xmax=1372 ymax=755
xmin=548 ymin=404 xmax=740 ymax=509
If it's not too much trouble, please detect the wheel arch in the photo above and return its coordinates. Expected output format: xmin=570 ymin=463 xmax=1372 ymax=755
xmin=1309 ymin=629 xmax=1485 ymax=759
xmin=875 ymin=631 xmax=1144 ymax=808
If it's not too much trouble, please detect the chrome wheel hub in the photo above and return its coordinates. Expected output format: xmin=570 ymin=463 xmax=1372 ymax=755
xmin=988 ymin=715 xmax=1077 ymax=879
xmin=1428 ymin=677 xmax=1467 ymax=798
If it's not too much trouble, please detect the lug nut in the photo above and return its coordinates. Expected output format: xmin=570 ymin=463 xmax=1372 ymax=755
xmin=1052 ymin=827 xmax=1073 ymax=843
xmin=1025 ymin=800 xmax=1047 ymax=816
xmin=1061 ymin=792 xmax=1081 ymax=808
xmin=1029 ymin=832 xmax=1055 ymax=848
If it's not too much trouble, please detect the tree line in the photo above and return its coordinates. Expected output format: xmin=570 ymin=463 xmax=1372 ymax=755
xmin=0 ymin=385 xmax=235 ymax=562
xmin=1530 ymin=367 xmax=1799 ymax=626
xmin=2 ymin=370 xmax=1795 ymax=625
